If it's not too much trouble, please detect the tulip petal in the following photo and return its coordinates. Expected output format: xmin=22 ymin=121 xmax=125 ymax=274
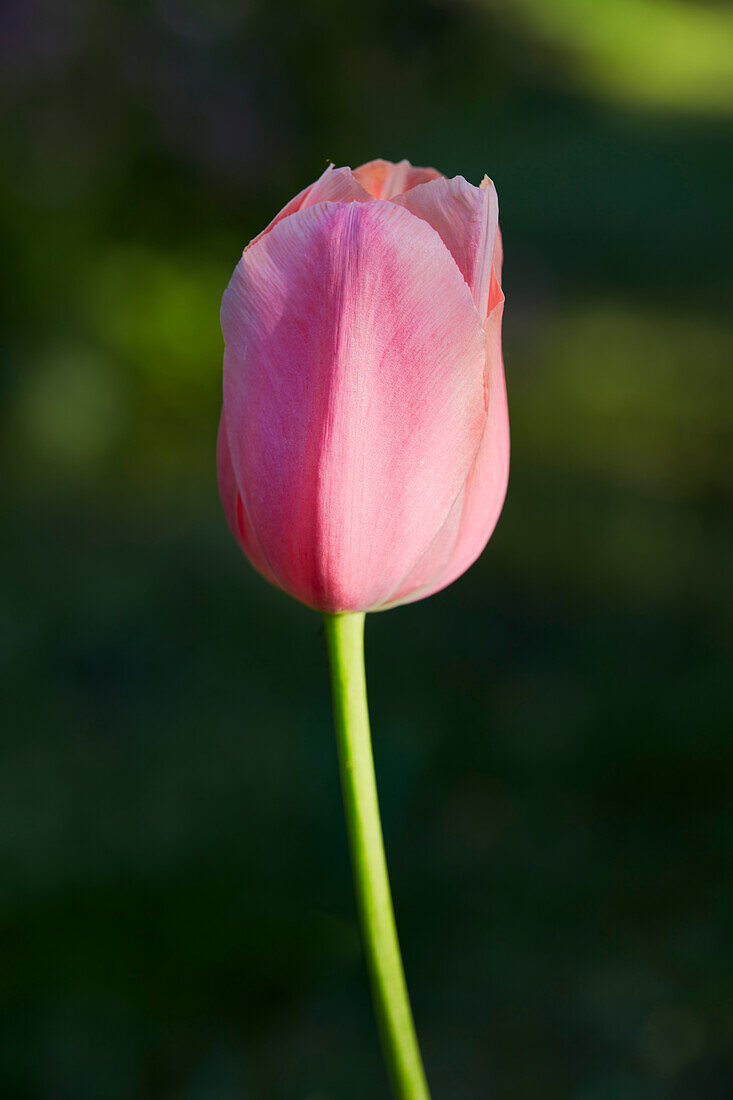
xmin=222 ymin=200 xmax=487 ymax=612
xmin=392 ymin=175 xmax=498 ymax=320
xmin=434 ymin=286 xmax=508 ymax=590
xmin=387 ymin=265 xmax=509 ymax=607
xmin=217 ymin=414 xmax=278 ymax=585
xmin=248 ymin=165 xmax=373 ymax=251
xmin=353 ymin=158 xmax=442 ymax=200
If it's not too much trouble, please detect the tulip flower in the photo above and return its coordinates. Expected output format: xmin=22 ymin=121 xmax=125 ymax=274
xmin=218 ymin=159 xmax=509 ymax=1100
xmin=218 ymin=158 xmax=508 ymax=613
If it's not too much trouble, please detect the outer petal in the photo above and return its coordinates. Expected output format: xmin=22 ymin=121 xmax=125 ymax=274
xmin=392 ymin=175 xmax=498 ymax=319
xmin=385 ymin=248 xmax=508 ymax=608
xmin=217 ymin=413 xmax=278 ymax=585
xmin=247 ymin=165 xmax=373 ymax=251
xmin=353 ymin=158 xmax=442 ymax=200
xmin=221 ymin=200 xmax=487 ymax=612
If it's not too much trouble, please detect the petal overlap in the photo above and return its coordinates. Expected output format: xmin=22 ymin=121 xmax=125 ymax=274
xmin=353 ymin=158 xmax=442 ymax=199
xmin=247 ymin=164 xmax=373 ymax=252
xmin=392 ymin=175 xmax=498 ymax=319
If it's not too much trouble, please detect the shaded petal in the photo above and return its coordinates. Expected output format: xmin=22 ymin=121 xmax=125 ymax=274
xmin=385 ymin=264 xmax=508 ymax=608
xmin=353 ymin=158 xmax=442 ymax=200
xmin=221 ymin=200 xmax=487 ymax=612
xmin=247 ymin=165 xmax=373 ymax=251
xmin=217 ymin=414 xmax=278 ymax=585
xmin=393 ymin=175 xmax=498 ymax=319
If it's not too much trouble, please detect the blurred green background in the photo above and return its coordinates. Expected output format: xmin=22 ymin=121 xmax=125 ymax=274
xmin=2 ymin=1 xmax=732 ymax=1097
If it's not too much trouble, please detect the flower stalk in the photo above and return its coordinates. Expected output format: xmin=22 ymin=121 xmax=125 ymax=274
xmin=323 ymin=611 xmax=431 ymax=1100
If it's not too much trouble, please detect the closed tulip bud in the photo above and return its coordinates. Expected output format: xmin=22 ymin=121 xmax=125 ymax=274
xmin=218 ymin=158 xmax=509 ymax=612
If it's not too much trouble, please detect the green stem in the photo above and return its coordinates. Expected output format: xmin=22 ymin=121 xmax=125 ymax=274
xmin=323 ymin=611 xmax=431 ymax=1100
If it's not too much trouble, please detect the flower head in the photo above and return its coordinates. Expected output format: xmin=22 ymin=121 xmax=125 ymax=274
xmin=218 ymin=158 xmax=509 ymax=612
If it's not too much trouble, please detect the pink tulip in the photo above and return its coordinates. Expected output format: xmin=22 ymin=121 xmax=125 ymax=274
xmin=218 ymin=158 xmax=509 ymax=612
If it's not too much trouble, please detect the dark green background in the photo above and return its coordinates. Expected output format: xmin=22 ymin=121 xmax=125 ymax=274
xmin=2 ymin=1 xmax=732 ymax=1097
